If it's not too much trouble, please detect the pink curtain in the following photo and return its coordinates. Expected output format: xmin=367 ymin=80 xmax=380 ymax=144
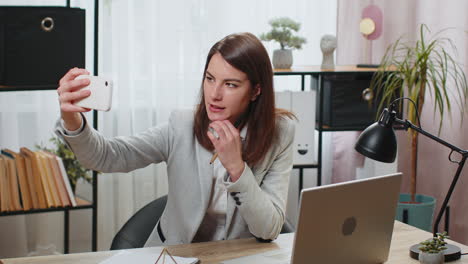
xmin=336 ymin=0 xmax=468 ymax=244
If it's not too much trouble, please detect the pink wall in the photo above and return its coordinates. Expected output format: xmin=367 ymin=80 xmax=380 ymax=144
xmin=336 ymin=0 xmax=468 ymax=244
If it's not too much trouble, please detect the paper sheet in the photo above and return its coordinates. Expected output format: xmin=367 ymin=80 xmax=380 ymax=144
xmin=100 ymin=250 xmax=199 ymax=264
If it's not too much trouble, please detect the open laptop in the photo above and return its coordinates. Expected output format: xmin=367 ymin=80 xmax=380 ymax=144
xmin=291 ymin=172 xmax=402 ymax=264
xmin=222 ymin=173 xmax=402 ymax=264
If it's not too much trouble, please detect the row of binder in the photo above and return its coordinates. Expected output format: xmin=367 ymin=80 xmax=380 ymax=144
xmin=0 ymin=148 xmax=78 ymax=213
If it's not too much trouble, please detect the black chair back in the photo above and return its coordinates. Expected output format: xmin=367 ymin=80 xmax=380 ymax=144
xmin=110 ymin=194 xmax=295 ymax=250
xmin=110 ymin=195 xmax=168 ymax=250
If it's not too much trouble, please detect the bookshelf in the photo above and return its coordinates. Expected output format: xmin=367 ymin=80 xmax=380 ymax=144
xmin=274 ymin=66 xmax=382 ymax=191
xmin=0 ymin=1 xmax=99 ymax=253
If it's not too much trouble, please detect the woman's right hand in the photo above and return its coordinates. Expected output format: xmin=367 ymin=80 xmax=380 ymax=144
xmin=57 ymin=68 xmax=92 ymax=131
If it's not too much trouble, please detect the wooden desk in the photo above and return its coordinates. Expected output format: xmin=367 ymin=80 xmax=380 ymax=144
xmin=2 ymin=221 xmax=467 ymax=264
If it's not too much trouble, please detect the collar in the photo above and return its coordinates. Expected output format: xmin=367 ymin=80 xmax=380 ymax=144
xmin=239 ymin=124 xmax=248 ymax=142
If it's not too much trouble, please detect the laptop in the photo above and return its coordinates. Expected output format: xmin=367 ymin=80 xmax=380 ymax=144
xmin=291 ymin=173 xmax=402 ymax=264
xmin=222 ymin=173 xmax=402 ymax=264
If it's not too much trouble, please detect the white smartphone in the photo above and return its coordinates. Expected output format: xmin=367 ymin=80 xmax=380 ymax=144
xmin=73 ymin=75 xmax=113 ymax=111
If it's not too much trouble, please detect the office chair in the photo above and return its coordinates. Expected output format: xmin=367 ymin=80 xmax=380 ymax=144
xmin=110 ymin=195 xmax=168 ymax=250
xmin=110 ymin=194 xmax=295 ymax=250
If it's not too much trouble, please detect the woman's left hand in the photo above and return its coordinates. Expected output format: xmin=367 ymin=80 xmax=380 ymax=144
xmin=207 ymin=120 xmax=245 ymax=181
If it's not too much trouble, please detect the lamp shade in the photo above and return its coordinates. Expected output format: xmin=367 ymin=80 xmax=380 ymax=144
xmin=354 ymin=121 xmax=397 ymax=163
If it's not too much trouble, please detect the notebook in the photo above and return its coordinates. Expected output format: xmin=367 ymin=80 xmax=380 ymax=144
xmin=223 ymin=173 xmax=402 ymax=264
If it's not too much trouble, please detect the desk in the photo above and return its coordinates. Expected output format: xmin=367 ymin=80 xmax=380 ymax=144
xmin=2 ymin=221 xmax=467 ymax=264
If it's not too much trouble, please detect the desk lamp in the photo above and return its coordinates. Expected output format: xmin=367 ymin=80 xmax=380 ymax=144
xmin=354 ymin=98 xmax=467 ymax=261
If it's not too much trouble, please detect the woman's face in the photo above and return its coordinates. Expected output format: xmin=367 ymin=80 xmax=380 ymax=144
xmin=204 ymin=52 xmax=259 ymax=124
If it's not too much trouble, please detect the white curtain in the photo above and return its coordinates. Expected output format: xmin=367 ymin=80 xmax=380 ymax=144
xmin=0 ymin=0 xmax=337 ymax=257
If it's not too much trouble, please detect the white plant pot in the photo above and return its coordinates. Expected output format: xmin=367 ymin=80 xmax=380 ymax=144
xmin=418 ymin=252 xmax=444 ymax=264
xmin=273 ymin=49 xmax=293 ymax=69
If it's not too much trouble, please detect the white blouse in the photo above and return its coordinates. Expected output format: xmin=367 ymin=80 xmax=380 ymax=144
xmin=192 ymin=127 xmax=247 ymax=242
xmin=192 ymin=158 xmax=229 ymax=242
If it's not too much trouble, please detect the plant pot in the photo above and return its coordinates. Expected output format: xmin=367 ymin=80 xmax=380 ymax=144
xmin=396 ymin=194 xmax=436 ymax=232
xmin=273 ymin=49 xmax=293 ymax=69
xmin=419 ymin=251 xmax=444 ymax=264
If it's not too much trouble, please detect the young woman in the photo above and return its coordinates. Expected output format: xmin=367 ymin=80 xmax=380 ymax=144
xmin=55 ymin=32 xmax=295 ymax=246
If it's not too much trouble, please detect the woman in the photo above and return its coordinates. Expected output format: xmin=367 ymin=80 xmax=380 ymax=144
xmin=55 ymin=32 xmax=296 ymax=246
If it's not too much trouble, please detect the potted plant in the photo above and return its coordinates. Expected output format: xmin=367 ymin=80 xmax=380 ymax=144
xmin=37 ymin=136 xmax=92 ymax=192
xmin=418 ymin=232 xmax=448 ymax=264
xmin=260 ymin=17 xmax=306 ymax=69
xmin=370 ymin=24 xmax=468 ymax=231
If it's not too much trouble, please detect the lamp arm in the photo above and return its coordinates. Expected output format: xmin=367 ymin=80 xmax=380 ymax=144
xmin=394 ymin=118 xmax=466 ymax=155
xmin=432 ymin=156 xmax=467 ymax=237
xmin=394 ymin=117 xmax=468 ymax=237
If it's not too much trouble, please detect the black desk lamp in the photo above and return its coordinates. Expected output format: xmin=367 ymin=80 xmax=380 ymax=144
xmin=354 ymin=98 xmax=467 ymax=261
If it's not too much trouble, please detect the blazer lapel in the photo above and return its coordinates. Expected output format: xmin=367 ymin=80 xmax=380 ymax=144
xmin=187 ymin=144 xmax=214 ymax=241
xmin=196 ymin=145 xmax=214 ymax=211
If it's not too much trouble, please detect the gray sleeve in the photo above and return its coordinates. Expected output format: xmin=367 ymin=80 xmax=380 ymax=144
xmin=224 ymin=117 xmax=295 ymax=240
xmin=54 ymin=113 xmax=174 ymax=173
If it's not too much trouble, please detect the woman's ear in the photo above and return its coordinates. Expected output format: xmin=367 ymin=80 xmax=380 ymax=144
xmin=251 ymin=84 xmax=261 ymax=101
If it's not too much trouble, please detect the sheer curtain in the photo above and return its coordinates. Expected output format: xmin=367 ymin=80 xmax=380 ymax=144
xmin=0 ymin=0 xmax=337 ymax=257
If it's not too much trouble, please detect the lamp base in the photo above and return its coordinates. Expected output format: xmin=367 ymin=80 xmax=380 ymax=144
xmin=410 ymin=243 xmax=461 ymax=262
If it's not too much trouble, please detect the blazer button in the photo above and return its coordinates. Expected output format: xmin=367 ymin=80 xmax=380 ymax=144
xmin=236 ymin=201 xmax=241 ymax=206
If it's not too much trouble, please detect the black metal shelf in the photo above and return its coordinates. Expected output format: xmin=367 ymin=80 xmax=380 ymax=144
xmin=0 ymin=1 xmax=99 ymax=254
xmin=0 ymin=204 xmax=93 ymax=216
xmin=317 ymin=125 xmax=370 ymax=132
xmin=317 ymin=124 xmax=406 ymax=132
xmin=293 ymin=164 xmax=318 ymax=169
xmin=0 ymin=85 xmax=58 ymax=92
xmin=274 ymin=71 xmax=320 ymax=76
xmin=274 ymin=66 xmax=382 ymax=191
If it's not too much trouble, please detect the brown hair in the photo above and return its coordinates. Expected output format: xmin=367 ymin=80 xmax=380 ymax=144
xmin=194 ymin=32 xmax=294 ymax=167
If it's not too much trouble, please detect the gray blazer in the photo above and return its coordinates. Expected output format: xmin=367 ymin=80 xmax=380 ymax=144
xmin=55 ymin=110 xmax=295 ymax=246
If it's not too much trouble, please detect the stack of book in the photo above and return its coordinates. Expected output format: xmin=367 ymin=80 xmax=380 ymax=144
xmin=0 ymin=148 xmax=78 ymax=212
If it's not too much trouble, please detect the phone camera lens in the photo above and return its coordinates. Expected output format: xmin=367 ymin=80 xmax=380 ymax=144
xmin=105 ymin=81 xmax=108 ymax=86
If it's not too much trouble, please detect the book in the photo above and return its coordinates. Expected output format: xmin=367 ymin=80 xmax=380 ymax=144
xmin=20 ymin=151 xmax=39 ymax=209
xmin=1 ymin=154 xmax=23 ymax=211
xmin=2 ymin=149 xmax=33 ymax=210
xmin=56 ymin=156 xmax=77 ymax=207
xmin=20 ymin=147 xmax=47 ymax=209
xmin=0 ymin=156 xmax=11 ymax=212
xmin=36 ymin=151 xmax=60 ymax=207
xmin=42 ymin=151 xmax=71 ymax=207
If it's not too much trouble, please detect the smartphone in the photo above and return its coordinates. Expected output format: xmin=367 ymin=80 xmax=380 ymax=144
xmin=73 ymin=75 xmax=113 ymax=111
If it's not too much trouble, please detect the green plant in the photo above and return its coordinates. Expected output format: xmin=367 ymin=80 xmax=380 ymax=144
xmin=371 ymin=24 xmax=468 ymax=202
xmin=260 ymin=17 xmax=306 ymax=50
xmin=419 ymin=232 xmax=449 ymax=253
xmin=36 ymin=136 xmax=92 ymax=192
